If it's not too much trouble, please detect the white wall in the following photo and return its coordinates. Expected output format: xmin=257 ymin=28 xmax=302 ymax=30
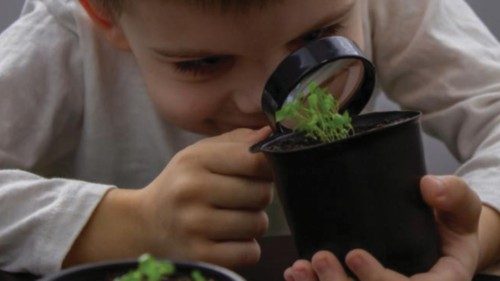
xmin=0 ymin=1 xmax=23 ymax=31
xmin=1 ymin=0 xmax=499 ymax=174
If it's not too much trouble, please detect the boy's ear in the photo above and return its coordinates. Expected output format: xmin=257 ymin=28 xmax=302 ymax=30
xmin=79 ymin=0 xmax=131 ymax=51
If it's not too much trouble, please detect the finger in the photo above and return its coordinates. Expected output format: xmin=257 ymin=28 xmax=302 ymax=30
xmin=284 ymin=267 xmax=296 ymax=281
xmin=423 ymin=256 xmax=473 ymax=281
xmin=185 ymin=208 xmax=269 ymax=241
xmin=290 ymin=259 xmax=319 ymax=281
xmin=205 ymin=127 xmax=272 ymax=144
xmin=196 ymin=141 xmax=273 ymax=180
xmin=202 ymin=174 xmax=273 ymax=210
xmin=196 ymin=239 xmax=262 ymax=268
xmin=311 ymin=251 xmax=351 ymax=281
xmin=420 ymin=175 xmax=481 ymax=234
xmin=345 ymin=249 xmax=406 ymax=281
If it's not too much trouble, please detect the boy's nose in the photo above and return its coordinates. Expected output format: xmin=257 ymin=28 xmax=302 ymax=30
xmin=231 ymin=86 xmax=263 ymax=114
xmin=231 ymin=51 xmax=290 ymax=114
xmin=230 ymin=71 xmax=268 ymax=115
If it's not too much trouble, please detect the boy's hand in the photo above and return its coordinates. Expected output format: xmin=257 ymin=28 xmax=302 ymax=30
xmin=139 ymin=127 xmax=274 ymax=268
xmin=283 ymin=175 xmax=482 ymax=281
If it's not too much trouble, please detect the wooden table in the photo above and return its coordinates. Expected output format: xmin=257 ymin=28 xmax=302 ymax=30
xmin=1 ymin=235 xmax=500 ymax=281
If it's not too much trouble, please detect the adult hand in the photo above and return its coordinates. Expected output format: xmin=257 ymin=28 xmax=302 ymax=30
xmin=140 ymin=127 xmax=274 ymax=268
xmin=283 ymin=175 xmax=481 ymax=281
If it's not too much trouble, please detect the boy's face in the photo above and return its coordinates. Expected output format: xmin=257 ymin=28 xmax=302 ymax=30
xmin=116 ymin=0 xmax=362 ymax=136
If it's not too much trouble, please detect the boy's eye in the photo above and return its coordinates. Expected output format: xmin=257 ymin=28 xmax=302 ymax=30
xmin=173 ymin=56 xmax=234 ymax=77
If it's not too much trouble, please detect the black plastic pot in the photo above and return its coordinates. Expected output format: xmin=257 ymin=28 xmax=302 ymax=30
xmin=39 ymin=260 xmax=245 ymax=281
xmin=254 ymin=111 xmax=440 ymax=276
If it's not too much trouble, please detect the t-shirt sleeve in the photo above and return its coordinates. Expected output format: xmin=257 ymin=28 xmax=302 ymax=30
xmin=370 ymin=0 xmax=500 ymax=211
xmin=0 ymin=0 xmax=114 ymax=275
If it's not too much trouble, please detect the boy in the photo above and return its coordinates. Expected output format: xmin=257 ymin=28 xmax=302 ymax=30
xmin=1 ymin=0 xmax=500 ymax=280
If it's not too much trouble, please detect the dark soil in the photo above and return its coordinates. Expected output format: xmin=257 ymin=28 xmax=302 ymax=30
xmin=264 ymin=115 xmax=410 ymax=152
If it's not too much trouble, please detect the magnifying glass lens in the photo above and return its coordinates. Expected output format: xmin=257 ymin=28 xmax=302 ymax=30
xmin=261 ymin=36 xmax=375 ymax=133
xmin=280 ymin=59 xmax=365 ymax=129
xmin=323 ymin=59 xmax=364 ymax=106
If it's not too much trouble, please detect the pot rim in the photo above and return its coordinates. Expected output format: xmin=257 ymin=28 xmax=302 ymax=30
xmin=39 ymin=259 xmax=246 ymax=281
xmin=257 ymin=110 xmax=421 ymax=154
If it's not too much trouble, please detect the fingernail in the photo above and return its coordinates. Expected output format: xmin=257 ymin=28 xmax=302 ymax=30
xmin=294 ymin=269 xmax=307 ymax=280
xmin=284 ymin=268 xmax=295 ymax=281
xmin=348 ymin=255 xmax=365 ymax=272
xmin=314 ymin=257 xmax=328 ymax=273
xmin=284 ymin=274 xmax=295 ymax=281
xmin=428 ymin=175 xmax=445 ymax=196
xmin=430 ymin=175 xmax=443 ymax=184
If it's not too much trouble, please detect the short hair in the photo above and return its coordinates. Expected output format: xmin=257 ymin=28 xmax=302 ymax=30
xmin=90 ymin=0 xmax=279 ymax=15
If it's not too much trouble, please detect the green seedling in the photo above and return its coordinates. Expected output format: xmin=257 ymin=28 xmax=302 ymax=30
xmin=276 ymin=82 xmax=354 ymax=143
xmin=115 ymin=254 xmax=207 ymax=281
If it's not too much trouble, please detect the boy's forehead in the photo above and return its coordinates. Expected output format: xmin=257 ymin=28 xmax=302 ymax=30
xmin=121 ymin=0 xmax=283 ymax=15
xmin=122 ymin=0 xmax=356 ymax=54
xmin=163 ymin=0 xmax=282 ymax=13
xmin=128 ymin=0 xmax=352 ymax=15
xmin=126 ymin=0 xmax=354 ymax=31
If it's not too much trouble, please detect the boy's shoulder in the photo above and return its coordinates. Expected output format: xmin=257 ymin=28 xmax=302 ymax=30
xmin=16 ymin=0 xmax=87 ymax=35
xmin=0 ymin=0 xmax=97 ymax=100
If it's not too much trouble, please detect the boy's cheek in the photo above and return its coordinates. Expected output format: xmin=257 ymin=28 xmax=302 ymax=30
xmin=144 ymin=86 xmax=230 ymax=135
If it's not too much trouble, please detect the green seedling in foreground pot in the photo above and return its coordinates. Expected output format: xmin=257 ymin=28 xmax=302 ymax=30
xmin=276 ymin=82 xmax=354 ymax=143
xmin=115 ymin=254 xmax=207 ymax=281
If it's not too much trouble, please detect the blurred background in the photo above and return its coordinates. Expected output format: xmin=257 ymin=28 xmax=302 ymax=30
xmin=0 ymin=0 xmax=499 ymax=175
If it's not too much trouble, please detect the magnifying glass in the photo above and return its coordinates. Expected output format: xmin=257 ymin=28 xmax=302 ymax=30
xmin=261 ymin=36 xmax=376 ymax=133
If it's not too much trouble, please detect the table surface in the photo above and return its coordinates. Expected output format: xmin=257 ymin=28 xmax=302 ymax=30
xmin=1 ymin=235 xmax=500 ymax=281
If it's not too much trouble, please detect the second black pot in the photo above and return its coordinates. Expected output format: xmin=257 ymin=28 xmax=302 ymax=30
xmin=38 ymin=259 xmax=245 ymax=281
xmin=256 ymin=111 xmax=440 ymax=276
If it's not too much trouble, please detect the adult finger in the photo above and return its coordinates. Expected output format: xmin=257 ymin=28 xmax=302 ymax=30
xmin=288 ymin=260 xmax=319 ymax=281
xmin=311 ymin=251 xmax=351 ymax=281
xmin=346 ymin=249 xmax=471 ymax=281
xmin=346 ymin=249 xmax=406 ymax=281
xmin=284 ymin=267 xmax=296 ymax=281
xmin=423 ymin=256 xmax=473 ymax=281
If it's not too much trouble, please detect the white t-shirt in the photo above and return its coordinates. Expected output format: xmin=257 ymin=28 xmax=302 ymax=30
xmin=1 ymin=0 xmax=500 ymax=275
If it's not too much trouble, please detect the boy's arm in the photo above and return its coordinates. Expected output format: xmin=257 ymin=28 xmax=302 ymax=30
xmin=0 ymin=0 xmax=112 ymax=275
xmin=63 ymin=128 xmax=274 ymax=269
xmin=0 ymin=172 xmax=114 ymax=275
xmin=61 ymin=188 xmax=151 ymax=267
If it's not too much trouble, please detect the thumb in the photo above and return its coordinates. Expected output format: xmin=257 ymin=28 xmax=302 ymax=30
xmin=420 ymin=175 xmax=481 ymax=234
